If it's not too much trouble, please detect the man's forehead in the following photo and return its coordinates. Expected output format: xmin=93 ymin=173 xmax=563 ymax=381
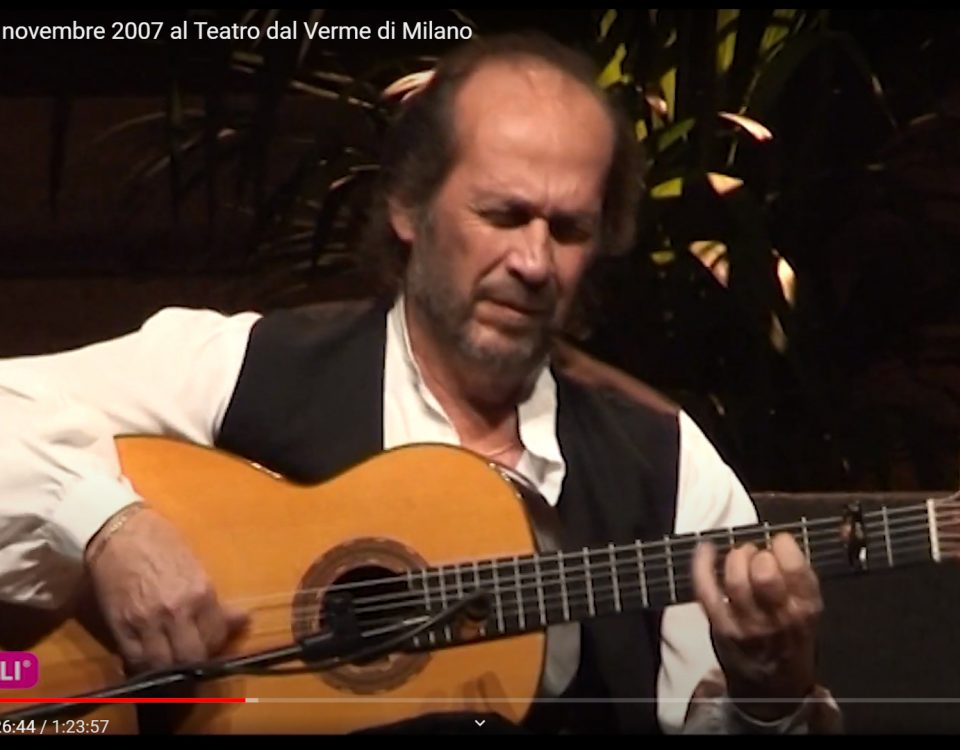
xmin=452 ymin=58 xmax=610 ymax=139
xmin=458 ymin=56 xmax=581 ymax=95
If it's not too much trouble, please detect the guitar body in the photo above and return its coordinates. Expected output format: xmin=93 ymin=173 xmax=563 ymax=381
xmin=0 ymin=438 xmax=549 ymax=734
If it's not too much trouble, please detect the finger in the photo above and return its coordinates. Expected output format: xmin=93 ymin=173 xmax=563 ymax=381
xmin=196 ymin=597 xmax=249 ymax=656
xmin=166 ymin=613 xmax=208 ymax=665
xmin=748 ymin=549 xmax=789 ymax=613
xmin=771 ymin=533 xmax=821 ymax=605
xmin=724 ymin=543 xmax=760 ymax=617
xmin=194 ymin=593 xmax=229 ymax=655
xmin=111 ymin=620 xmax=146 ymax=672
xmin=224 ymin=604 xmax=251 ymax=638
xmin=137 ymin=625 xmax=174 ymax=672
xmin=691 ymin=542 xmax=736 ymax=634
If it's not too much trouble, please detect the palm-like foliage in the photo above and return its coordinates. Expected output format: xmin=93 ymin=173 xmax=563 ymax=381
xmin=579 ymin=9 xmax=900 ymax=489
xmin=84 ymin=9 xmax=462 ymax=296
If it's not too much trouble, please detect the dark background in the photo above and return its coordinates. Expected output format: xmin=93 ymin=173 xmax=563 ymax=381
xmin=1 ymin=9 xmax=957 ymax=495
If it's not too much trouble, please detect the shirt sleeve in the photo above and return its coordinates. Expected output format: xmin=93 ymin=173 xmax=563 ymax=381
xmin=656 ymin=411 xmax=843 ymax=734
xmin=656 ymin=410 xmax=759 ymax=733
xmin=0 ymin=306 xmax=260 ymax=609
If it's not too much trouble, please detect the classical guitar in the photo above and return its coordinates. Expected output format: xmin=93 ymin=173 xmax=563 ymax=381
xmin=0 ymin=436 xmax=956 ymax=734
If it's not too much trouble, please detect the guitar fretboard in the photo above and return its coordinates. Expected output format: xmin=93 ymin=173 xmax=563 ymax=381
xmin=338 ymin=497 xmax=956 ymax=650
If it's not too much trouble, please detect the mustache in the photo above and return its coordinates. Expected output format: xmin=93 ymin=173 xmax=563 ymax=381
xmin=477 ymin=290 xmax=557 ymax=315
xmin=477 ymin=284 xmax=557 ymax=314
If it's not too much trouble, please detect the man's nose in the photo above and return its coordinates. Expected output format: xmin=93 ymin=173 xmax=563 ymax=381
xmin=507 ymin=218 xmax=553 ymax=286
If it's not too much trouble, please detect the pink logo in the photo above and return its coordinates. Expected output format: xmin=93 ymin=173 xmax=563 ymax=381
xmin=0 ymin=652 xmax=38 ymax=689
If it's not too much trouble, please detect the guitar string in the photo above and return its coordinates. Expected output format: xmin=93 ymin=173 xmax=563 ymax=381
xmin=241 ymin=518 xmax=946 ymax=621
xmin=300 ymin=517 xmax=941 ymax=616
xmin=222 ymin=509 xmax=942 ymax=611
xmin=252 ymin=536 xmax=944 ymax=634
xmin=274 ymin=540 xmax=956 ymax=636
xmin=308 ymin=537 xmax=938 ymax=626
xmin=225 ymin=505 xmax=938 ymax=610
xmin=239 ymin=538 xmax=941 ymax=645
xmin=249 ymin=534 xmax=938 ymax=635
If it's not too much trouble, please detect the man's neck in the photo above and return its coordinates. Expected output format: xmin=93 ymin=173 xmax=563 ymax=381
xmin=403 ymin=298 xmax=533 ymax=451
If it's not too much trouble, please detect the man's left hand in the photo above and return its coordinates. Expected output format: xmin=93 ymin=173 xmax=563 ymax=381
xmin=692 ymin=533 xmax=822 ymax=722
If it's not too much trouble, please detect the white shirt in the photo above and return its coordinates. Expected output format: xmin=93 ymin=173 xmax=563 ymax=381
xmin=0 ymin=298 xmax=761 ymax=733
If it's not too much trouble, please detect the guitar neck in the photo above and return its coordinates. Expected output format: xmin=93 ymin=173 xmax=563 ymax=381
xmin=403 ymin=493 xmax=959 ymax=647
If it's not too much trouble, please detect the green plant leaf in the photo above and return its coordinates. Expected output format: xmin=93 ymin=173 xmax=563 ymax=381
xmin=231 ymin=51 xmax=376 ymax=109
xmin=722 ymin=9 xmax=774 ymax=108
xmin=636 ymin=119 xmax=649 ymax=143
xmin=656 ymin=118 xmax=695 ymax=153
xmin=760 ymin=10 xmax=800 ymax=57
xmin=599 ymin=9 xmax=617 ymax=41
xmin=651 ymin=177 xmax=684 ymax=199
xmin=598 ymin=43 xmax=628 ymax=89
xmin=745 ymin=29 xmax=895 ymax=129
xmin=660 ymin=67 xmax=677 ymax=122
xmin=650 ymin=249 xmax=676 ymax=266
xmin=716 ymin=9 xmax=740 ymax=75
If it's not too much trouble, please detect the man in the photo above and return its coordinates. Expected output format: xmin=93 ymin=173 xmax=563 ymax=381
xmin=0 ymin=33 xmax=840 ymax=733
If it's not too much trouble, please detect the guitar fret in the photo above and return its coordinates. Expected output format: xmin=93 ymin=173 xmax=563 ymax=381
xmin=608 ymin=543 xmax=622 ymax=613
xmin=407 ymin=569 xmax=423 ymax=649
xmin=881 ymin=507 xmax=893 ymax=567
xmin=583 ymin=548 xmax=596 ymax=617
xmin=533 ymin=555 xmax=546 ymax=626
xmin=421 ymin=568 xmax=436 ymax=646
xmin=454 ymin=564 xmax=463 ymax=598
xmin=512 ymin=556 xmax=525 ymax=631
xmin=927 ymin=499 xmax=942 ymax=563
xmin=664 ymin=536 xmax=677 ymax=604
xmin=490 ymin=561 xmax=506 ymax=633
xmin=865 ymin=514 xmax=889 ymax=571
xmin=437 ymin=565 xmax=452 ymax=643
xmin=391 ymin=495 xmax=960 ymax=637
xmin=472 ymin=560 xmax=486 ymax=638
xmin=558 ymin=551 xmax=570 ymax=621
xmin=635 ymin=540 xmax=648 ymax=607
xmin=811 ymin=520 xmax=836 ymax=571
xmin=677 ymin=533 xmax=699 ymax=602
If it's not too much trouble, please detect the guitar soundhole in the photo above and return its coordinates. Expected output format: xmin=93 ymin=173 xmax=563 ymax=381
xmin=293 ymin=538 xmax=430 ymax=694
xmin=322 ymin=564 xmax=421 ymax=653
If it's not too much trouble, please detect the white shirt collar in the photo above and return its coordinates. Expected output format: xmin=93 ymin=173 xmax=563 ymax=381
xmin=387 ymin=294 xmax=564 ymax=470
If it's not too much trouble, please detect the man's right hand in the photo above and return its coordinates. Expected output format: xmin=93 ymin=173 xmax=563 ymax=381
xmin=84 ymin=505 xmax=249 ymax=673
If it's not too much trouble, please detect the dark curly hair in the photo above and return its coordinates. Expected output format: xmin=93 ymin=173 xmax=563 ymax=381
xmin=358 ymin=31 xmax=645 ymax=299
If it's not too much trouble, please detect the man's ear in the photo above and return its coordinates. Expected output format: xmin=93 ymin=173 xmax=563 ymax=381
xmin=388 ymin=198 xmax=416 ymax=244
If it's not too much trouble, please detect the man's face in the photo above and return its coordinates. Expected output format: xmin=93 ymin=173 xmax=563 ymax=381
xmin=395 ymin=60 xmax=615 ymax=377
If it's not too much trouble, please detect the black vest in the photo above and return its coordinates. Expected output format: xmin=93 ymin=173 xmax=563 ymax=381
xmin=216 ymin=300 xmax=681 ymax=734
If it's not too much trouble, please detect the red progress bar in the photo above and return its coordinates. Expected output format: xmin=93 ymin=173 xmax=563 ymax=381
xmin=0 ymin=697 xmax=246 ymax=703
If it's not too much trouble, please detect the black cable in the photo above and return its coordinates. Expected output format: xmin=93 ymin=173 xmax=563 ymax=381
xmin=230 ymin=588 xmax=489 ymax=676
xmin=0 ymin=590 xmax=489 ymax=723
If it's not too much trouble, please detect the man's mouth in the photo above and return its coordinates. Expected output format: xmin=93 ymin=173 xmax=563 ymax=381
xmin=484 ymin=297 xmax=550 ymax=317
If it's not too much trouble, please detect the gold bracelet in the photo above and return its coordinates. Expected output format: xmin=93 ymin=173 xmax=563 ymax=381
xmin=85 ymin=502 xmax=147 ymax=565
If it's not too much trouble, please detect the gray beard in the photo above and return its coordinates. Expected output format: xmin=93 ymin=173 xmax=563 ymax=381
xmin=405 ymin=251 xmax=550 ymax=381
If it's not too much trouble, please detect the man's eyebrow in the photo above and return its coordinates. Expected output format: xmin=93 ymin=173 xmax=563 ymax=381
xmin=471 ymin=190 xmax=529 ymax=207
xmin=471 ymin=192 xmax=599 ymax=222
